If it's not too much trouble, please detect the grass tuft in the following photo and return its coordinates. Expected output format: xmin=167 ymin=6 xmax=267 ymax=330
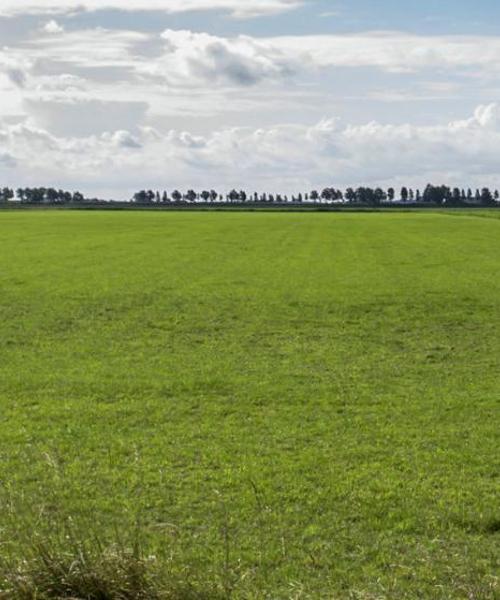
xmin=0 ymin=536 xmax=219 ymax=600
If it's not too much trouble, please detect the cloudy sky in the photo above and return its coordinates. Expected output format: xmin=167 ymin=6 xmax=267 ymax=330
xmin=2 ymin=0 xmax=500 ymax=199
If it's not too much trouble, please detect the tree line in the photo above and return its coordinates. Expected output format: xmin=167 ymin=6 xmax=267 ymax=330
xmin=132 ymin=185 xmax=500 ymax=206
xmin=1 ymin=184 xmax=499 ymax=207
xmin=0 ymin=187 xmax=88 ymax=203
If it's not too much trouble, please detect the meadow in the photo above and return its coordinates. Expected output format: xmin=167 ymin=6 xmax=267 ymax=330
xmin=0 ymin=210 xmax=498 ymax=599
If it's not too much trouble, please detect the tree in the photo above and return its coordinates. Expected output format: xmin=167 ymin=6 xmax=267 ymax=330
xmin=228 ymin=189 xmax=240 ymax=203
xmin=0 ymin=187 xmax=14 ymax=202
xmin=423 ymin=184 xmax=448 ymax=205
xmin=387 ymin=187 xmax=395 ymax=202
xmin=480 ymin=187 xmax=494 ymax=206
xmin=171 ymin=190 xmax=182 ymax=203
xmin=401 ymin=187 xmax=409 ymax=203
xmin=374 ymin=188 xmax=386 ymax=204
xmin=133 ymin=190 xmax=147 ymax=203
xmin=345 ymin=188 xmax=355 ymax=203
xmin=452 ymin=187 xmax=462 ymax=206
xmin=321 ymin=188 xmax=332 ymax=202
xmin=185 ymin=189 xmax=197 ymax=203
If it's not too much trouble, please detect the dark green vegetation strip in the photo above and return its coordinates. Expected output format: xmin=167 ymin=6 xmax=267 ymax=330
xmin=0 ymin=211 xmax=498 ymax=599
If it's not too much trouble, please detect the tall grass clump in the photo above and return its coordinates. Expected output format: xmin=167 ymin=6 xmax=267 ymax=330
xmin=0 ymin=517 xmax=222 ymax=600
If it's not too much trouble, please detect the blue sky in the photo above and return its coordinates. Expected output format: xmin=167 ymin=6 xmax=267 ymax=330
xmin=1 ymin=0 xmax=500 ymax=198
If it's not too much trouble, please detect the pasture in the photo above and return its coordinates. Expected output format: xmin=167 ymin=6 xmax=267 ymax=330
xmin=0 ymin=210 xmax=498 ymax=598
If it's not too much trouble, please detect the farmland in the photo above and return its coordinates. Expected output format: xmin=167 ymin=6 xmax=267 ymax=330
xmin=0 ymin=210 xmax=498 ymax=598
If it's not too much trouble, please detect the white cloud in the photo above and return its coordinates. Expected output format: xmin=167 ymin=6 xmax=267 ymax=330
xmin=148 ymin=29 xmax=298 ymax=86
xmin=269 ymin=32 xmax=500 ymax=74
xmin=26 ymin=28 xmax=149 ymax=69
xmin=0 ymin=51 xmax=32 ymax=89
xmin=3 ymin=105 xmax=500 ymax=197
xmin=0 ymin=0 xmax=303 ymax=19
xmin=16 ymin=28 xmax=500 ymax=97
xmin=24 ymin=97 xmax=149 ymax=136
xmin=41 ymin=19 xmax=65 ymax=34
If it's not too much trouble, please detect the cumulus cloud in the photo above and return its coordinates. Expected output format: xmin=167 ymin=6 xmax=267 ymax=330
xmin=42 ymin=19 xmax=65 ymax=34
xmin=149 ymin=30 xmax=298 ymax=86
xmin=0 ymin=0 xmax=302 ymax=19
xmin=3 ymin=105 xmax=500 ymax=197
xmin=15 ymin=28 xmax=500 ymax=97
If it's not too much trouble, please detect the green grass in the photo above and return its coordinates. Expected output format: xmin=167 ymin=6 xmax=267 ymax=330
xmin=0 ymin=210 xmax=498 ymax=599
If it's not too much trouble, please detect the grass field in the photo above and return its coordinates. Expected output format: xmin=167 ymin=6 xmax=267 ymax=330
xmin=0 ymin=210 xmax=498 ymax=599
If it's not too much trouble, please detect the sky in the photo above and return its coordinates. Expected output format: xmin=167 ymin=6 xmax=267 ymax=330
xmin=2 ymin=0 xmax=500 ymax=199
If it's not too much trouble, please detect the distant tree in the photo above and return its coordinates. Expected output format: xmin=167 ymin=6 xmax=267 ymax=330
xmin=321 ymin=188 xmax=332 ymax=202
xmin=171 ymin=190 xmax=182 ymax=203
xmin=228 ymin=189 xmax=240 ymax=203
xmin=0 ymin=187 xmax=14 ymax=202
xmin=423 ymin=184 xmax=449 ymax=205
xmin=387 ymin=187 xmax=395 ymax=202
xmin=480 ymin=187 xmax=494 ymax=206
xmin=452 ymin=187 xmax=462 ymax=206
xmin=345 ymin=188 xmax=355 ymax=203
xmin=185 ymin=189 xmax=197 ymax=203
xmin=310 ymin=190 xmax=319 ymax=203
xmin=401 ymin=187 xmax=409 ymax=203
xmin=133 ymin=190 xmax=147 ymax=203
xmin=374 ymin=188 xmax=386 ymax=204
